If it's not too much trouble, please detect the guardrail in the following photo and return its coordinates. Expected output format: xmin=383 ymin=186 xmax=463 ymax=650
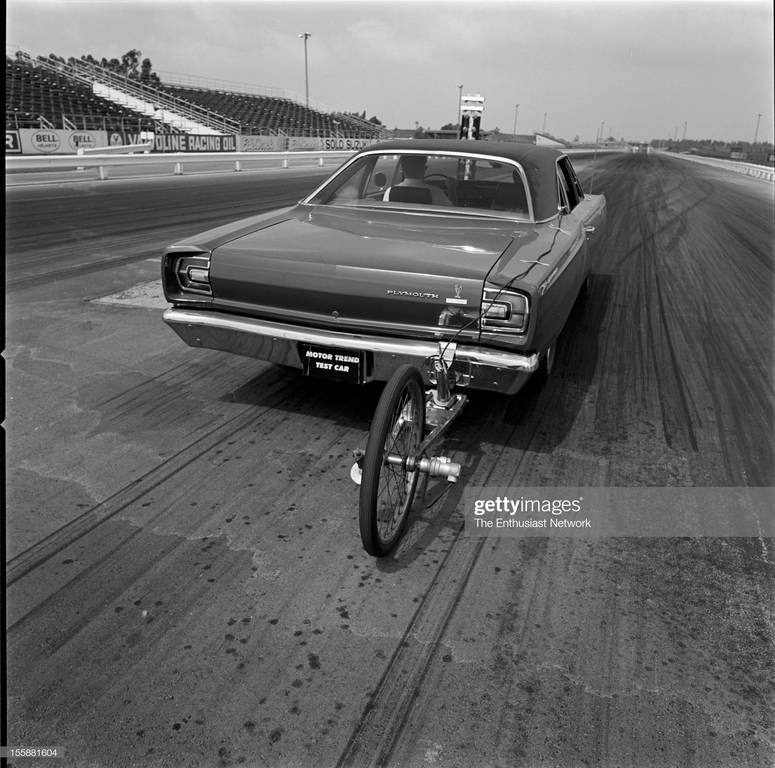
xmin=660 ymin=150 xmax=775 ymax=182
xmin=6 ymin=150 xmax=355 ymax=180
xmin=79 ymin=142 xmax=153 ymax=156
xmin=5 ymin=147 xmax=622 ymax=181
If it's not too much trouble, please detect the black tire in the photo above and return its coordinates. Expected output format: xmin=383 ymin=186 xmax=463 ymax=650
xmin=359 ymin=365 xmax=426 ymax=557
xmin=577 ymin=272 xmax=591 ymax=301
xmin=531 ymin=342 xmax=556 ymax=391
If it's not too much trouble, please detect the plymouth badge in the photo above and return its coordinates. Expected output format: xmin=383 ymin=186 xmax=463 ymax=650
xmin=386 ymin=289 xmax=440 ymax=299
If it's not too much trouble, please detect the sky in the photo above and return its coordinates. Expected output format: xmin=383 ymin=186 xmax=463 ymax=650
xmin=6 ymin=0 xmax=775 ymax=143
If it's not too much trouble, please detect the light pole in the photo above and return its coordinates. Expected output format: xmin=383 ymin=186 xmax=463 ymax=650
xmin=754 ymin=113 xmax=762 ymax=144
xmin=457 ymin=84 xmax=463 ymax=133
xmin=542 ymin=112 xmax=547 ymax=134
xmin=513 ymin=103 xmax=519 ymax=141
xmin=592 ymin=121 xmax=605 ymax=193
xmin=298 ymin=32 xmax=311 ymax=107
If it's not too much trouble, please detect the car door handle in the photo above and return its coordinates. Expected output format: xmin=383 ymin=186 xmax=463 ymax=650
xmin=584 ymin=226 xmax=596 ymax=233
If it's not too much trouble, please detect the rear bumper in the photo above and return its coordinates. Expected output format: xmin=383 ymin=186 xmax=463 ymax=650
xmin=163 ymin=308 xmax=539 ymax=394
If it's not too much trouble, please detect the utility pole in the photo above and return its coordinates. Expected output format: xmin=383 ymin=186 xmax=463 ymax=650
xmin=754 ymin=113 xmax=762 ymax=144
xmin=512 ymin=103 xmax=519 ymax=140
xmin=457 ymin=84 xmax=463 ymax=132
xmin=682 ymin=121 xmax=687 ymax=141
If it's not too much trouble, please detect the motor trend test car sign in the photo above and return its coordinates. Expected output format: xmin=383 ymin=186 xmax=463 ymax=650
xmin=301 ymin=345 xmax=365 ymax=384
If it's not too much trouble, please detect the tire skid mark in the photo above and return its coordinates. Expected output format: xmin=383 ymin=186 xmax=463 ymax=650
xmin=336 ymin=390 xmax=555 ymax=767
xmin=7 ymin=370 xmax=370 ymax=632
xmin=8 ymin=535 xmax=255 ymax=728
xmin=484 ymin=537 xmax=551 ymax=761
xmin=6 ymin=375 xmax=299 ymax=594
xmin=86 ymin=356 xmax=288 ymax=437
xmin=7 ymin=176 xmax=312 ymax=291
xmin=648 ymin=243 xmax=700 ymax=453
xmin=7 ymin=251 xmax=164 ymax=292
xmin=646 ymin=162 xmax=704 ymax=452
xmin=9 ymin=519 xmax=189 ymax=657
xmin=91 ymin=358 xmax=195 ymax=408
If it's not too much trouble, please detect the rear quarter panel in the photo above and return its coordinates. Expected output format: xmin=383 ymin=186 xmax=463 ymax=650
xmin=484 ymin=215 xmax=588 ymax=353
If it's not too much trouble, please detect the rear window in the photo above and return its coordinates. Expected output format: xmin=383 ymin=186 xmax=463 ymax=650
xmin=307 ymin=152 xmax=532 ymax=220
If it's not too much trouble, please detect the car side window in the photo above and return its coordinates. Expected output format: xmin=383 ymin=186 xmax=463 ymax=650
xmin=558 ymin=157 xmax=585 ymax=211
xmin=560 ymin=156 xmax=585 ymax=201
xmin=557 ymin=168 xmax=575 ymax=212
xmin=313 ymin=156 xmax=373 ymax=204
xmin=364 ymin=155 xmax=400 ymax=198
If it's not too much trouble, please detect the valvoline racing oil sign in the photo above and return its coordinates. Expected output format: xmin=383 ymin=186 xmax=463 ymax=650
xmin=152 ymin=134 xmax=238 ymax=152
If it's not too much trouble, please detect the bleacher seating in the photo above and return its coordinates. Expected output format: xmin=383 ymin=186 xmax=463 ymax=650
xmin=161 ymin=85 xmax=382 ymax=138
xmin=5 ymin=54 xmax=156 ymax=132
xmin=6 ymin=50 xmax=383 ymax=139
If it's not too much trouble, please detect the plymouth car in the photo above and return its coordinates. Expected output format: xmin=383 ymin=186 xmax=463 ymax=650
xmin=162 ymin=139 xmax=606 ymax=396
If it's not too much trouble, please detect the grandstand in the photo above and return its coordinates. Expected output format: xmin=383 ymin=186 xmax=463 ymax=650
xmin=160 ymin=84 xmax=380 ymax=138
xmin=6 ymin=51 xmax=155 ymax=132
xmin=6 ymin=47 xmax=385 ymax=139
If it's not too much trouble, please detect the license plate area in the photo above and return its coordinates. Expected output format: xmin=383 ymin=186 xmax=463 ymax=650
xmin=300 ymin=344 xmax=366 ymax=384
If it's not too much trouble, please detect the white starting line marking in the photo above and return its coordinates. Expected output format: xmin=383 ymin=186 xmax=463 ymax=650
xmin=91 ymin=280 xmax=168 ymax=309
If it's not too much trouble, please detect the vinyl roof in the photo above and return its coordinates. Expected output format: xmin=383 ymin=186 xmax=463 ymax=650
xmin=363 ymin=139 xmax=565 ymax=220
xmin=367 ymin=138 xmax=565 ymax=165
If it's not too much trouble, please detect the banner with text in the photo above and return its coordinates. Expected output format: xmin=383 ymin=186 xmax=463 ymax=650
xmin=17 ymin=128 xmax=107 ymax=154
xmin=152 ymin=134 xmax=238 ymax=153
xmin=286 ymin=136 xmax=378 ymax=152
xmin=237 ymin=135 xmax=286 ymax=152
xmin=6 ymin=130 xmax=21 ymax=153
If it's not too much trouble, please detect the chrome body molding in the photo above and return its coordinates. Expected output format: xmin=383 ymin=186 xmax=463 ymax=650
xmin=163 ymin=308 xmax=539 ymax=395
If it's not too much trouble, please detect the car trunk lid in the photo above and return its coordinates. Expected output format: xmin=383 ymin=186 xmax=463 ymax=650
xmin=209 ymin=206 xmax=515 ymax=336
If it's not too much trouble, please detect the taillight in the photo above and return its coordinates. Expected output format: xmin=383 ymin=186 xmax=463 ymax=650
xmin=175 ymin=255 xmax=212 ymax=296
xmin=481 ymin=286 xmax=529 ymax=333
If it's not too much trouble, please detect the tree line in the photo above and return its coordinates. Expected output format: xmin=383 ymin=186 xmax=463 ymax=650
xmin=32 ymin=49 xmax=162 ymax=85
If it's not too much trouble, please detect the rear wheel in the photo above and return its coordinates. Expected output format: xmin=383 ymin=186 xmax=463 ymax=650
xmin=359 ymin=365 xmax=426 ymax=557
xmin=531 ymin=342 xmax=556 ymax=390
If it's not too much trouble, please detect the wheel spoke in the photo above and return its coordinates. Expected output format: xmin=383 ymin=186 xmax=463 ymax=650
xmin=359 ymin=365 xmax=425 ymax=556
xmin=376 ymin=389 xmax=420 ymax=539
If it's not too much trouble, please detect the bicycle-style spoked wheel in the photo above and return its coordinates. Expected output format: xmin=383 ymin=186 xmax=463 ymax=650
xmin=359 ymin=365 xmax=426 ymax=557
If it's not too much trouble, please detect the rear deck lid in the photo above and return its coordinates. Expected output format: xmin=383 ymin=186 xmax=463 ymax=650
xmin=209 ymin=206 xmax=516 ymax=335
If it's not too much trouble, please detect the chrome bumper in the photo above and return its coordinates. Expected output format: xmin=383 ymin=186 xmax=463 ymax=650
xmin=163 ymin=308 xmax=539 ymax=394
